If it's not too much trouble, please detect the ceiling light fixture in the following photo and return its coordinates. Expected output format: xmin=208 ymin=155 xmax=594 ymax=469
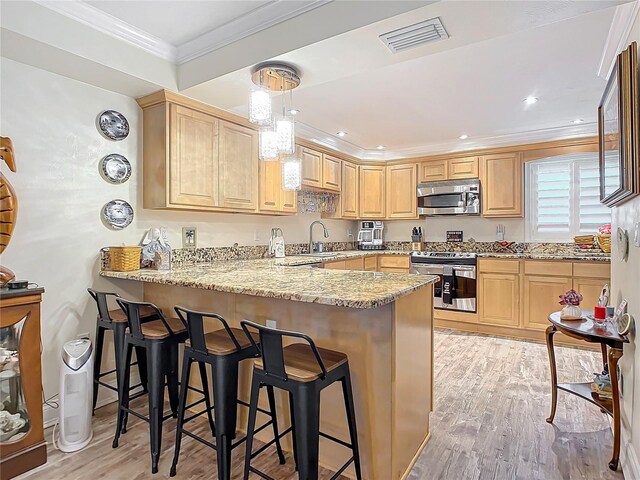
xmin=572 ymin=119 xmax=584 ymax=124
xmin=524 ymin=96 xmax=539 ymax=105
xmin=282 ymin=155 xmax=302 ymax=191
xmin=376 ymin=145 xmax=385 ymax=150
xmin=248 ymin=63 xmax=301 ymax=161
xmin=459 ymin=134 xmax=468 ymax=140
xmin=337 ymin=131 xmax=347 ymax=137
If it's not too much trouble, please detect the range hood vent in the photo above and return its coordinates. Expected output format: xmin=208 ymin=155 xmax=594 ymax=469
xmin=379 ymin=17 xmax=449 ymax=53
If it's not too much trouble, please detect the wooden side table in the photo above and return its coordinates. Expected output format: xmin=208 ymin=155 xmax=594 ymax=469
xmin=545 ymin=311 xmax=628 ymax=471
xmin=0 ymin=287 xmax=46 ymax=480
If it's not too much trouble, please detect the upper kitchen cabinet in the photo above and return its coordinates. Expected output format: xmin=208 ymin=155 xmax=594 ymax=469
xmin=480 ymin=152 xmax=523 ymax=217
xmin=419 ymin=159 xmax=447 ymax=182
xmin=218 ymin=121 xmax=259 ymax=211
xmin=386 ymin=163 xmax=418 ymax=219
xmin=359 ymin=165 xmax=386 ymax=218
xmin=419 ymin=157 xmax=478 ymax=182
xmin=259 ymin=158 xmax=297 ymax=214
xmin=300 ymin=146 xmax=323 ymax=188
xmin=322 ymin=154 xmax=342 ymax=191
xmin=341 ymin=161 xmax=359 ymax=218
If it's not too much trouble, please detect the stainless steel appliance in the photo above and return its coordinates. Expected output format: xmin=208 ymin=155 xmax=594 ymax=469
xmin=357 ymin=221 xmax=385 ymax=250
xmin=417 ymin=179 xmax=480 ymax=216
xmin=410 ymin=251 xmax=477 ymax=312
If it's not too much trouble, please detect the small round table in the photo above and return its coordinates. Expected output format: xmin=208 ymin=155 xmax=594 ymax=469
xmin=545 ymin=311 xmax=628 ymax=471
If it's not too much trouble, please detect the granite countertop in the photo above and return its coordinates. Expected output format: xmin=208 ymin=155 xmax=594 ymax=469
xmin=475 ymin=252 xmax=611 ymax=262
xmin=100 ymin=257 xmax=437 ymax=309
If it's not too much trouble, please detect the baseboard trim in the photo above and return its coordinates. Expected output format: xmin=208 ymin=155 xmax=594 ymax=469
xmin=401 ymin=431 xmax=431 ymax=480
xmin=621 ymin=426 xmax=640 ymax=480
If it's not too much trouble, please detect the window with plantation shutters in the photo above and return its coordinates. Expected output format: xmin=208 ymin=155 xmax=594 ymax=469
xmin=525 ymin=152 xmax=612 ymax=241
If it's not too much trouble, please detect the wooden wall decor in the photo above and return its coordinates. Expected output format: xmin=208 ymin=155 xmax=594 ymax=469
xmin=0 ymin=137 xmax=17 ymax=285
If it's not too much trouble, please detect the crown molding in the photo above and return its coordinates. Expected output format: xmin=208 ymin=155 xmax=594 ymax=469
xmin=34 ymin=0 xmax=178 ymax=62
xmin=296 ymin=121 xmax=598 ymax=161
xmin=176 ymin=0 xmax=332 ymax=64
xmin=597 ymin=0 xmax=640 ymax=79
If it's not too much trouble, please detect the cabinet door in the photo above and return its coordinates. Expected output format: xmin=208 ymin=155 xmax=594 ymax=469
xmin=448 ymin=157 xmax=479 ymax=179
xmin=324 ymin=260 xmax=346 ymax=270
xmin=169 ymin=104 xmax=219 ymax=207
xmin=386 ymin=164 xmax=417 ymax=219
xmin=573 ymin=277 xmax=609 ymax=311
xmin=259 ymin=159 xmax=281 ymax=212
xmin=322 ymin=154 xmax=342 ymax=191
xmin=522 ymin=275 xmax=573 ymax=330
xmin=281 ymin=187 xmax=297 ymax=213
xmin=341 ymin=162 xmax=359 ymax=218
xmin=364 ymin=256 xmax=378 ymax=271
xmin=301 ymin=147 xmax=323 ymax=188
xmin=480 ymin=153 xmax=523 ymax=217
xmin=218 ymin=121 xmax=259 ymax=210
xmin=344 ymin=257 xmax=364 ymax=271
xmin=359 ymin=166 xmax=386 ymax=218
xmin=419 ymin=160 xmax=447 ymax=182
xmin=478 ymin=273 xmax=519 ymax=326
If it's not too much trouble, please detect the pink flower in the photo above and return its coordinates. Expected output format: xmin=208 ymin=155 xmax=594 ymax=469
xmin=559 ymin=289 xmax=583 ymax=306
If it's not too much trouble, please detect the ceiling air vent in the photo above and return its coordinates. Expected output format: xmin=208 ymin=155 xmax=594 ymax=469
xmin=379 ymin=17 xmax=449 ymax=53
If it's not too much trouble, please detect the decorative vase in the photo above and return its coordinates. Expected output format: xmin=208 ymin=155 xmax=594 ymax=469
xmin=560 ymin=304 xmax=582 ymax=320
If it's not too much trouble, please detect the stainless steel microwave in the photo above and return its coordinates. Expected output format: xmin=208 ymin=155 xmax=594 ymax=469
xmin=417 ymin=179 xmax=481 ymax=216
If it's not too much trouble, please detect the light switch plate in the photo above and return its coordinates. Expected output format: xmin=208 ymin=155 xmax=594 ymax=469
xmin=266 ymin=319 xmax=277 ymax=329
xmin=634 ymin=222 xmax=640 ymax=247
xmin=182 ymin=227 xmax=197 ymax=248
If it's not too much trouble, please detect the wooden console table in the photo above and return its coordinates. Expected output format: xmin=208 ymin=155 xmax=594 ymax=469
xmin=0 ymin=287 xmax=46 ymax=480
xmin=545 ymin=311 xmax=628 ymax=471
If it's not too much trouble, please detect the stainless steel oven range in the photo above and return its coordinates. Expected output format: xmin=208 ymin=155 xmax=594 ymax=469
xmin=410 ymin=252 xmax=477 ymax=313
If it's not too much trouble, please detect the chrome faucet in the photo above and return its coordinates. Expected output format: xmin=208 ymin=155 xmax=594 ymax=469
xmin=309 ymin=220 xmax=329 ymax=253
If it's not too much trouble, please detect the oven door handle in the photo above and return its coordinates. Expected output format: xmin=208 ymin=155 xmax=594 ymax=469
xmin=410 ymin=263 xmax=476 ymax=278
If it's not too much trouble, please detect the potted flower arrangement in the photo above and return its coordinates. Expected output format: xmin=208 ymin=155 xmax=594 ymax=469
xmin=559 ymin=289 xmax=583 ymax=320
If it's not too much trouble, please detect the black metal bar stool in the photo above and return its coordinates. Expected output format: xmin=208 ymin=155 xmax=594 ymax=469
xmin=112 ymin=299 xmax=210 ymax=474
xmin=87 ymin=288 xmax=157 ymax=414
xmin=170 ymin=306 xmax=286 ymax=480
xmin=240 ymin=320 xmax=362 ymax=480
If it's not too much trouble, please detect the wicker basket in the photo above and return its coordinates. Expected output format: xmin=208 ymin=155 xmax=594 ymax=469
xmin=110 ymin=246 xmax=142 ymax=271
xmin=596 ymin=234 xmax=611 ymax=253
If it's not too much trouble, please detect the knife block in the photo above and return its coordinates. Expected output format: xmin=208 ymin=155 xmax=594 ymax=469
xmin=411 ymin=242 xmax=424 ymax=251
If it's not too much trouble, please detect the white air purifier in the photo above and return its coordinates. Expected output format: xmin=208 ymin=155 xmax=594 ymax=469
xmin=57 ymin=337 xmax=94 ymax=452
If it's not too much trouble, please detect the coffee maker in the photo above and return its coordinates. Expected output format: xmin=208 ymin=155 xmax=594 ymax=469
xmin=357 ymin=221 xmax=385 ymax=250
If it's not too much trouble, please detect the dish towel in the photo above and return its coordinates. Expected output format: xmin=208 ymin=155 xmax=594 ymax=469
xmin=442 ymin=266 xmax=456 ymax=305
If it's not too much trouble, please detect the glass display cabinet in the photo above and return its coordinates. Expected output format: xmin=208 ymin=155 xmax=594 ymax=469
xmin=0 ymin=287 xmax=46 ymax=480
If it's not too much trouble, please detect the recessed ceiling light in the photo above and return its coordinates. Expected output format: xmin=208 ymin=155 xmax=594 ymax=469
xmin=376 ymin=145 xmax=385 ymax=150
xmin=572 ymin=119 xmax=584 ymax=124
xmin=337 ymin=131 xmax=347 ymax=137
xmin=524 ymin=96 xmax=538 ymax=105
xmin=459 ymin=134 xmax=468 ymax=140
xmin=289 ymin=109 xmax=299 ymax=115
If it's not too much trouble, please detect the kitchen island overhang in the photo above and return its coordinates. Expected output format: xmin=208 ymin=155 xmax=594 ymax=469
xmin=101 ymin=260 xmax=437 ymax=480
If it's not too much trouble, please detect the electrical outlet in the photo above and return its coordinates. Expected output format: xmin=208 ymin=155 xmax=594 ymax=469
xmin=266 ymin=319 xmax=277 ymax=329
xmin=634 ymin=222 xmax=640 ymax=247
xmin=254 ymin=230 xmax=260 ymax=242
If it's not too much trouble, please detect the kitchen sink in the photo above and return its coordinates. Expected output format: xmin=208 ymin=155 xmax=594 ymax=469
xmin=295 ymin=252 xmax=339 ymax=258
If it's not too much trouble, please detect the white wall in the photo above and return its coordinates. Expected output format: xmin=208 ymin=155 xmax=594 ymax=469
xmin=384 ymin=217 xmax=524 ymax=242
xmin=612 ymin=7 xmax=640 ymax=478
xmin=0 ymin=58 xmax=353 ymax=423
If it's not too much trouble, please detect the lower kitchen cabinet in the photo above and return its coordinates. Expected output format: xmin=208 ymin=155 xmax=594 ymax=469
xmin=573 ymin=276 xmax=609 ymax=310
xmin=378 ymin=255 xmax=410 ymax=273
xmin=344 ymin=257 xmax=364 ymax=270
xmin=478 ymin=272 xmax=520 ymax=327
xmin=324 ymin=260 xmax=346 ymax=270
xmin=522 ymin=274 xmax=573 ymax=330
xmin=364 ymin=256 xmax=378 ymax=271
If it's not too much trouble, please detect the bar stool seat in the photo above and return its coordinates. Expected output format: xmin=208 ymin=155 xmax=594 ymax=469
xmin=109 ymin=305 xmax=157 ymax=323
xmin=255 ymin=343 xmax=348 ymax=382
xmin=185 ymin=328 xmax=258 ymax=355
xmin=130 ymin=317 xmax=186 ymax=339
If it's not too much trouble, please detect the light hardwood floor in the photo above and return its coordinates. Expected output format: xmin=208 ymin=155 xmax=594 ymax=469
xmin=18 ymin=330 xmax=620 ymax=480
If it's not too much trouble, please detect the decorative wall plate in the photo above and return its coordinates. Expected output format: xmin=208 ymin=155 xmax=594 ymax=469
xmin=102 ymin=199 xmax=133 ymax=229
xmin=617 ymin=227 xmax=629 ymax=261
xmin=617 ymin=313 xmax=633 ymax=336
xmin=100 ymin=154 xmax=131 ymax=184
xmin=98 ymin=110 xmax=129 ymax=140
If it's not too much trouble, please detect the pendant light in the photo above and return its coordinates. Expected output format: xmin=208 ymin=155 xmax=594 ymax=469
xmin=275 ymin=90 xmax=295 ymax=155
xmin=281 ymin=155 xmax=302 ymax=191
xmin=259 ymin=127 xmax=279 ymax=161
xmin=248 ymin=87 xmax=271 ymax=125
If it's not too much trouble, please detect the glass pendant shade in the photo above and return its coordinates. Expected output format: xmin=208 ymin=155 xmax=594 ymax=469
xmin=275 ymin=115 xmax=295 ymax=155
xmin=249 ymin=88 xmax=272 ymax=125
xmin=259 ymin=128 xmax=279 ymax=161
xmin=282 ymin=157 xmax=302 ymax=191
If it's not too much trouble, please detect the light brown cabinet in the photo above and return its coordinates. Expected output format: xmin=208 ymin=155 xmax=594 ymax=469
xmin=168 ymin=104 xmax=220 ymax=208
xmin=522 ymin=274 xmax=573 ymax=330
xmin=480 ymin=152 xmax=523 ymax=217
xmin=322 ymin=154 xmax=342 ymax=191
xmin=301 ymin=147 xmax=323 ymax=188
xmin=218 ymin=121 xmax=259 ymax=210
xmin=364 ymin=256 xmax=378 ymax=271
xmin=259 ymin=159 xmax=297 ymax=214
xmin=420 ymin=160 xmax=448 ymax=182
xmin=419 ymin=157 xmax=479 ymax=182
xmin=359 ymin=166 xmax=386 ymax=219
xmin=378 ymin=255 xmax=410 ymax=273
xmin=324 ymin=260 xmax=346 ymax=270
xmin=386 ymin=164 xmax=418 ymax=219
xmin=344 ymin=257 xmax=365 ymax=270
xmin=478 ymin=273 xmax=520 ymax=327
xmin=325 ymin=255 xmax=409 ymax=273
xmin=341 ymin=161 xmax=359 ymax=218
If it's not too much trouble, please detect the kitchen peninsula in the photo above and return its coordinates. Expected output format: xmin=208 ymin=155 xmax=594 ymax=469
xmin=101 ymin=256 xmax=437 ymax=480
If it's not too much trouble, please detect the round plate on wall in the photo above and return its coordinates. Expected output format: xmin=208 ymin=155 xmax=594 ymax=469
xmin=617 ymin=313 xmax=633 ymax=336
xmin=617 ymin=227 xmax=629 ymax=261
xmin=102 ymin=199 xmax=133 ymax=229
xmin=100 ymin=154 xmax=131 ymax=184
xmin=98 ymin=110 xmax=129 ymax=141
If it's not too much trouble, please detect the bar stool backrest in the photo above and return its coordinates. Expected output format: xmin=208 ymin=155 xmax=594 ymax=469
xmin=174 ymin=305 xmax=242 ymax=355
xmin=240 ymin=320 xmax=328 ymax=382
xmin=116 ymin=298 xmax=167 ymax=341
xmin=87 ymin=288 xmax=120 ymax=323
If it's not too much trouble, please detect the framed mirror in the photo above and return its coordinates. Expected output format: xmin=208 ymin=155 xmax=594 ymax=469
xmin=599 ymin=41 xmax=639 ymax=207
